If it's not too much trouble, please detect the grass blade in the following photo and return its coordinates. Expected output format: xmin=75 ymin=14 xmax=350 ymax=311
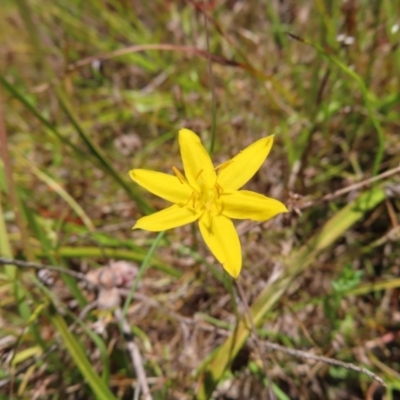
xmin=49 ymin=310 xmax=118 ymax=400
xmin=36 ymin=246 xmax=182 ymax=278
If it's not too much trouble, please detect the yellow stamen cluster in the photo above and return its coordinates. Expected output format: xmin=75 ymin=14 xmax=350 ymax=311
xmin=173 ymin=166 xmax=223 ymax=214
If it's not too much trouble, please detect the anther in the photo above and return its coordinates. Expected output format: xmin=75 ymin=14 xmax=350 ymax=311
xmin=215 ymin=159 xmax=234 ymax=173
xmin=215 ymin=183 xmax=223 ymax=198
xmin=195 ymin=169 xmax=203 ymax=181
xmin=186 ymin=191 xmax=197 ymax=208
xmin=172 ymin=166 xmax=186 ymax=184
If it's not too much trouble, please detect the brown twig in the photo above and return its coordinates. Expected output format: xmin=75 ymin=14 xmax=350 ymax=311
xmin=261 ymin=341 xmax=386 ymax=387
xmin=114 ymin=307 xmax=152 ymax=400
xmin=0 ymin=257 xmax=91 ymax=285
xmin=31 ymin=43 xmax=242 ymax=94
xmin=299 ymin=164 xmax=400 ymax=209
xmin=68 ymin=44 xmax=240 ymax=72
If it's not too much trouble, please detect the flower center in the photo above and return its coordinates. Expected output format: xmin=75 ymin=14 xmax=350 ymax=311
xmin=186 ymin=180 xmax=223 ymax=216
xmin=198 ymin=184 xmax=223 ymax=213
xmin=172 ymin=166 xmax=223 ymax=215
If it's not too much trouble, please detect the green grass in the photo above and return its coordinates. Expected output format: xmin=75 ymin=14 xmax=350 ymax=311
xmin=1 ymin=1 xmax=400 ymax=399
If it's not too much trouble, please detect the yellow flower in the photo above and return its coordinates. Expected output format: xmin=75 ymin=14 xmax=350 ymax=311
xmin=129 ymin=129 xmax=287 ymax=278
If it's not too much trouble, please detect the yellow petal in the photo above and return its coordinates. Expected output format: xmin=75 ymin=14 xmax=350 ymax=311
xmin=221 ymin=190 xmax=288 ymax=221
xmin=133 ymin=204 xmax=201 ymax=231
xmin=199 ymin=213 xmax=242 ymax=278
xmin=217 ymin=136 xmax=274 ymax=191
xmin=179 ymin=129 xmax=216 ymax=191
xmin=129 ymin=169 xmax=191 ymax=204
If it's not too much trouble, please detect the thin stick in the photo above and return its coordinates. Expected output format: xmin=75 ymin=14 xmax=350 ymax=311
xmin=235 ymin=280 xmax=276 ymax=400
xmin=0 ymin=257 xmax=91 ymax=285
xmin=261 ymin=341 xmax=386 ymax=387
xmin=300 ymin=164 xmax=400 ymax=209
xmin=114 ymin=307 xmax=152 ymax=400
xmin=69 ymin=44 xmax=239 ymax=72
xmin=236 ymin=279 xmax=386 ymax=392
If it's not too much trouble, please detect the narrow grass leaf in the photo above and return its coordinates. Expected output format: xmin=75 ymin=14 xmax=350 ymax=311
xmin=41 ymin=245 xmax=182 ymax=278
xmin=14 ymin=152 xmax=96 ymax=232
xmin=21 ymin=201 xmax=87 ymax=308
xmin=122 ymin=231 xmax=165 ymax=316
xmin=66 ymin=309 xmax=111 ymax=384
xmin=50 ymin=311 xmax=118 ymax=400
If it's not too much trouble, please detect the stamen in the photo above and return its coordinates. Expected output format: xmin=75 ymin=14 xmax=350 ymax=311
xmin=215 ymin=159 xmax=234 ymax=173
xmin=195 ymin=169 xmax=203 ymax=181
xmin=172 ymin=166 xmax=186 ymax=184
xmin=186 ymin=191 xmax=197 ymax=208
xmin=215 ymin=183 xmax=223 ymax=198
